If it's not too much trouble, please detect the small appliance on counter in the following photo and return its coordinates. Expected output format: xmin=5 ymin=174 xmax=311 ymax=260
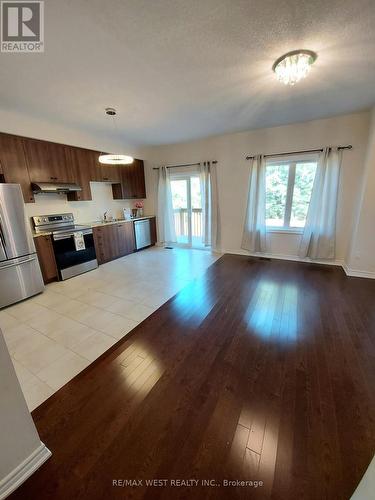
xmin=123 ymin=208 xmax=132 ymax=221
xmin=32 ymin=213 xmax=98 ymax=280
xmin=0 ymin=184 xmax=44 ymax=308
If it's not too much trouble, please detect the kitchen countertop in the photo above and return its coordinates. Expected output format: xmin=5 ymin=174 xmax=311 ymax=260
xmin=86 ymin=215 xmax=155 ymax=229
xmin=32 ymin=215 xmax=155 ymax=237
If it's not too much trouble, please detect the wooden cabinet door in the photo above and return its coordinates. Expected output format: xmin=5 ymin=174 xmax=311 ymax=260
xmin=34 ymin=235 xmax=58 ymax=283
xmin=133 ymin=159 xmax=146 ymax=198
xmin=149 ymin=217 xmax=157 ymax=245
xmin=23 ymin=138 xmax=74 ymax=183
xmin=117 ymin=222 xmax=135 ymax=256
xmin=48 ymin=142 xmax=75 ymax=183
xmin=99 ymin=164 xmax=121 ymax=183
xmin=67 ymin=147 xmax=99 ymax=201
xmin=0 ymin=133 xmax=34 ymax=203
xmin=112 ymin=160 xmax=146 ymax=199
xmin=93 ymin=225 xmax=120 ymax=264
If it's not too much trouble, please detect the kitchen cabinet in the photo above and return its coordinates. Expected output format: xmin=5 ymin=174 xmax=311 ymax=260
xmin=67 ymin=147 xmax=100 ymax=201
xmin=0 ymin=131 xmax=146 ymax=204
xmin=93 ymin=225 xmax=119 ymax=264
xmin=0 ymin=133 xmax=34 ymax=203
xmin=99 ymin=164 xmax=121 ymax=183
xmin=117 ymin=222 xmax=135 ymax=256
xmin=93 ymin=222 xmax=136 ymax=264
xmin=112 ymin=160 xmax=146 ymax=200
xmin=23 ymin=138 xmax=75 ymax=183
xmin=149 ymin=216 xmax=157 ymax=245
xmin=34 ymin=235 xmax=58 ymax=283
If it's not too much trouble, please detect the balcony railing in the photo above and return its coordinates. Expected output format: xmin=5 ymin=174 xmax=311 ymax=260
xmin=173 ymin=208 xmax=203 ymax=243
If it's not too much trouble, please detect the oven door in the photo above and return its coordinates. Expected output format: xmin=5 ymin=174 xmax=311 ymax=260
xmin=52 ymin=232 xmax=97 ymax=279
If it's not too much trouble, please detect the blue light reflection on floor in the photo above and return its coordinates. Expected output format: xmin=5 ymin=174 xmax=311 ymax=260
xmin=244 ymin=280 xmax=298 ymax=342
xmin=171 ymin=278 xmax=215 ymax=327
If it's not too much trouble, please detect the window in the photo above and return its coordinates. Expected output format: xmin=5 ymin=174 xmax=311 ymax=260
xmin=265 ymin=158 xmax=317 ymax=230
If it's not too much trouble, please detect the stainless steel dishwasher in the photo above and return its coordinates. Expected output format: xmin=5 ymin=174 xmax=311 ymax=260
xmin=134 ymin=219 xmax=152 ymax=250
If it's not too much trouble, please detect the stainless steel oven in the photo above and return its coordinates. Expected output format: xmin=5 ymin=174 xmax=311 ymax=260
xmin=32 ymin=213 xmax=98 ymax=280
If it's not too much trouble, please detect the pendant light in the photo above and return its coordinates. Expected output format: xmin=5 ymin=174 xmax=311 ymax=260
xmin=272 ymin=50 xmax=317 ymax=86
xmin=98 ymin=108 xmax=134 ymax=165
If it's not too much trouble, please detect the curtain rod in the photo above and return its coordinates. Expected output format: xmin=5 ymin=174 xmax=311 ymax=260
xmin=245 ymin=145 xmax=352 ymax=161
xmin=153 ymin=161 xmax=217 ymax=170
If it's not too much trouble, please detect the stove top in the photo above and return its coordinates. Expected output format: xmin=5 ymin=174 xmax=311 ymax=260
xmin=32 ymin=212 xmax=91 ymax=235
xmin=52 ymin=224 xmax=91 ymax=235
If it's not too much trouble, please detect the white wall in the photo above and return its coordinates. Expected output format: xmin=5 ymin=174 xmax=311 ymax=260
xmin=24 ymin=183 xmax=137 ymax=225
xmin=0 ymin=330 xmax=50 ymax=498
xmin=141 ymin=111 xmax=370 ymax=264
xmin=347 ymin=107 xmax=375 ymax=276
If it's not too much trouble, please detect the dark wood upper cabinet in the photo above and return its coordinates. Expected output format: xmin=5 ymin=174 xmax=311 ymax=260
xmin=66 ymin=147 xmax=100 ymax=201
xmin=0 ymin=133 xmax=34 ymax=203
xmin=23 ymin=138 xmax=75 ymax=183
xmin=0 ymin=131 xmax=146 ymax=203
xmin=112 ymin=160 xmax=146 ymax=200
xmin=133 ymin=159 xmax=146 ymax=198
xmin=99 ymin=164 xmax=121 ymax=183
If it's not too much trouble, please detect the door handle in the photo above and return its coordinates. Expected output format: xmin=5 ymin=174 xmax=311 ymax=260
xmin=0 ymin=256 xmax=36 ymax=270
xmin=0 ymin=215 xmax=7 ymax=249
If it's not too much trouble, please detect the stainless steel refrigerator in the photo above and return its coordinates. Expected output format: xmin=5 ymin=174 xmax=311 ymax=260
xmin=0 ymin=184 xmax=44 ymax=308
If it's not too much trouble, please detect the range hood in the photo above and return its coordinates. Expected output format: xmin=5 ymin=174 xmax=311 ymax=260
xmin=31 ymin=182 xmax=82 ymax=194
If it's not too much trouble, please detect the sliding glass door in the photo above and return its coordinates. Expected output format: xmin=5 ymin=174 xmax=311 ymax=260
xmin=170 ymin=174 xmax=203 ymax=248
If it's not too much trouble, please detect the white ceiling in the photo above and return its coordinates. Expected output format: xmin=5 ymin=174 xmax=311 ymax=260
xmin=1 ymin=0 xmax=375 ymax=146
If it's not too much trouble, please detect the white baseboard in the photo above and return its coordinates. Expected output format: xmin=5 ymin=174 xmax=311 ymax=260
xmin=221 ymin=249 xmax=375 ymax=280
xmin=0 ymin=442 xmax=51 ymax=499
xmin=342 ymin=263 xmax=375 ymax=279
xmin=222 ymin=248 xmax=344 ymax=268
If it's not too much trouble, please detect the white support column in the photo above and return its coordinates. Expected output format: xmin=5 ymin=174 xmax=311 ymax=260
xmin=0 ymin=330 xmax=51 ymax=499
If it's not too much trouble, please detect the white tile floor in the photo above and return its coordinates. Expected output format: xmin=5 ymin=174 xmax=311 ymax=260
xmin=0 ymin=247 xmax=220 ymax=411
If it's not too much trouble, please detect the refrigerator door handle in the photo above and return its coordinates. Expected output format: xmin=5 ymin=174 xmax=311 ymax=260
xmin=0 ymin=256 xmax=37 ymax=270
xmin=0 ymin=217 xmax=7 ymax=249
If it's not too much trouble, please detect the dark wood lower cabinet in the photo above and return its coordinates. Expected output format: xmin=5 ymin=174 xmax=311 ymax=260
xmin=93 ymin=219 xmax=157 ymax=265
xmin=117 ymin=222 xmax=135 ymax=256
xmin=33 ymin=235 xmax=58 ymax=284
xmin=149 ymin=216 xmax=157 ymax=245
xmin=93 ymin=225 xmax=119 ymax=264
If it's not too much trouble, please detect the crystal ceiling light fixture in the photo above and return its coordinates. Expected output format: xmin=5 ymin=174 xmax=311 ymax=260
xmin=98 ymin=108 xmax=134 ymax=165
xmin=272 ymin=50 xmax=317 ymax=86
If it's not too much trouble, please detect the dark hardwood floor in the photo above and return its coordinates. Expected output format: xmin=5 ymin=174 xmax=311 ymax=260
xmin=10 ymin=255 xmax=375 ymax=500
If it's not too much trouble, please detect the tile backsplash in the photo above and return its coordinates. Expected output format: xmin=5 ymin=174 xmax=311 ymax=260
xmin=25 ymin=182 xmax=137 ymax=224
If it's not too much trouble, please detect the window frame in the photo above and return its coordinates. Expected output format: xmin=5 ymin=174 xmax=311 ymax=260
xmin=265 ymin=154 xmax=318 ymax=233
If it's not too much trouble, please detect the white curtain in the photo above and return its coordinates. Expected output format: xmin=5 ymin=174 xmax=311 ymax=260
xmin=299 ymin=147 xmax=342 ymax=259
xmin=199 ymin=161 xmax=219 ymax=250
xmin=241 ymin=155 xmax=267 ymax=253
xmin=157 ymin=166 xmax=177 ymax=244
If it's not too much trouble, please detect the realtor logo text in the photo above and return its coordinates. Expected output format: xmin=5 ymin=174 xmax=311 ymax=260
xmin=1 ymin=1 xmax=44 ymax=52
